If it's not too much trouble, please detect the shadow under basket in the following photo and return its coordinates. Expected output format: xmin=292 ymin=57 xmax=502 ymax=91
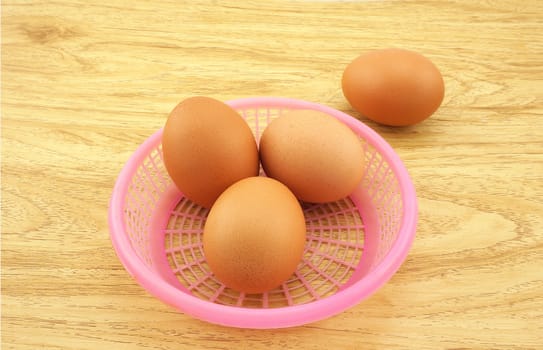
xmin=108 ymin=97 xmax=418 ymax=329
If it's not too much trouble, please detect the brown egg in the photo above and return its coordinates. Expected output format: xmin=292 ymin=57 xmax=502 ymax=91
xmin=203 ymin=177 xmax=306 ymax=294
xmin=162 ymin=96 xmax=259 ymax=208
xmin=259 ymin=110 xmax=365 ymax=203
xmin=342 ymin=48 xmax=445 ymax=126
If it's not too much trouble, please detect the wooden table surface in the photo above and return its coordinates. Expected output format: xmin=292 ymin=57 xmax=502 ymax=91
xmin=2 ymin=1 xmax=542 ymax=349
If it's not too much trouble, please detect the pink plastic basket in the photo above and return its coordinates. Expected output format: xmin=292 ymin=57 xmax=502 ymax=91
xmin=108 ymin=97 xmax=417 ymax=329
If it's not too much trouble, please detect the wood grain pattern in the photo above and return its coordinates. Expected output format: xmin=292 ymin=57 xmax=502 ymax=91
xmin=2 ymin=0 xmax=542 ymax=349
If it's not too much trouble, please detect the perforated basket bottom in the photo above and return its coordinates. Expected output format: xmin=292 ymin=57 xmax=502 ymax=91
xmin=162 ymin=195 xmax=365 ymax=308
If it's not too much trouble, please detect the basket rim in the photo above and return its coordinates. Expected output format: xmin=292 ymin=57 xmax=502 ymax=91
xmin=108 ymin=96 xmax=418 ymax=329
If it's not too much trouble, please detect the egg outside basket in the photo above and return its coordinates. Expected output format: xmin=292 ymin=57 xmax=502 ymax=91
xmin=108 ymin=97 xmax=418 ymax=329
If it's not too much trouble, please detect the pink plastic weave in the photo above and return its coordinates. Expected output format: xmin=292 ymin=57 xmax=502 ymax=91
xmin=108 ymin=97 xmax=417 ymax=329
